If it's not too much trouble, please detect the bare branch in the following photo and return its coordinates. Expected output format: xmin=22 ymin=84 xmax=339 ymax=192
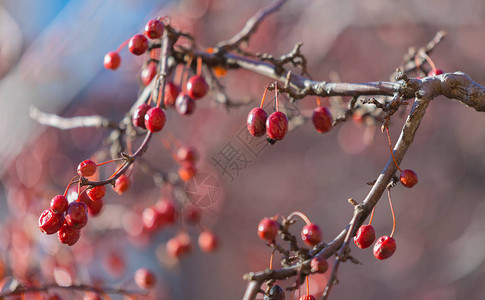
xmin=29 ymin=106 xmax=116 ymax=130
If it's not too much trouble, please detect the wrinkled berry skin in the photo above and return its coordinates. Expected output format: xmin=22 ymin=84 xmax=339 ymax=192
xmin=257 ymin=218 xmax=279 ymax=242
xmin=301 ymin=223 xmax=322 ymax=247
xmin=144 ymin=107 xmax=166 ymax=132
xmin=145 ymin=19 xmax=164 ymax=39
xmin=65 ymin=202 xmax=88 ymax=229
xmin=58 ymin=222 xmax=81 ymax=246
xmin=373 ymin=236 xmax=396 ymax=260
xmin=39 ymin=209 xmax=64 ymax=234
xmin=77 ymin=159 xmax=97 ymax=177
xmin=354 ymin=224 xmax=376 ymax=249
xmin=175 ymin=93 xmax=196 ymax=115
xmin=133 ymin=104 xmax=152 ymax=129
xmin=247 ymin=108 xmax=268 ymax=137
xmin=312 ymin=106 xmax=333 ymax=133
xmin=400 ymin=169 xmax=418 ymax=188
xmin=266 ymin=112 xmax=288 ymax=140
xmin=50 ymin=195 xmax=69 ymax=214
xmin=87 ymin=185 xmax=105 ymax=201
xmin=186 ymin=75 xmax=209 ymax=99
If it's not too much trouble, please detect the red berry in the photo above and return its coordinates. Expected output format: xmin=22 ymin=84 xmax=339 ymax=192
xmin=113 ymin=174 xmax=131 ymax=195
xmin=428 ymin=69 xmax=444 ymax=76
xmin=84 ymin=292 xmax=102 ymax=300
xmin=400 ymin=169 xmax=418 ymax=188
xmin=299 ymin=296 xmax=316 ymax=300
xmin=87 ymin=185 xmax=105 ymax=201
xmin=144 ymin=107 xmax=166 ymax=132
xmin=175 ymin=93 xmax=196 ymax=115
xmin=103 ymin=52 xmax=121 ymax=70
xmin=186 ymin=75 xmax=209 ymax=99
xmin=128 ymin=34 xmax=149 ymax=56
xmin=183 ymin=206 xmax=201 ymax=225
xmin=164 ymin=82 xmax=180 ymax=107
xmin=39 ymin=209 xmax=64 ymax=234
xmin=247 ymin=107 xmax=268 ymax=137
xmin=178 ymin=163 xmax=197 ymax=182
xmin=58 ymin=222 xmax=81 ymax=246
xmin=141 ymin=61 xmax=158 ymax=86
xmin=176 ymin=146 xmax=198 ymax=164
xmin=133 ymin=103 xmax=152 ymax=129
xmin=198 ymin=230 xmax=218 ymax=252
xmin=145 ymin=19 xmax=164 ymax=39
xmin=155 ymin=199 xmax=178 ymax=225
xmin=80 ymin=195 xmax=103 ymax=217
xmin=166 ymin=233 xmax=191 ymax=258
xmin=257 ymin=217 xmax=279 ymax=242
xmin=77 ymin=159 xmax=97 ymax=177
xmin=301 ymin=223 xmax=322 ymax=247
xmin=354 ymin=224 xmax=376 ymax=249
xmin=142 ymin=206 xmax=162 ymax=232
xmin=264 ymin=285 xmax=285 ymax=300
xmin=50 ymin=195 xmax=69 ymax=214
xmin=134 ymin=268 xmax=156 ymax=289
xmin=312 ymin=106 xmax=333 ymax=133
xmin=310 ymin=256 xmax=328 ymax=273
xmin=373 ymin=236 xmax=396 ymax=260
xmin=65 ymin=202 xmax=88 ymax=229
xmin=266 ymin=111 xmax=288 ymax=140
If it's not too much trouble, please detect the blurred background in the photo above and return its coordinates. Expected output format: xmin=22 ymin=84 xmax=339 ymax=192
xmin=0 ymin=0 xmax=485 ymax=299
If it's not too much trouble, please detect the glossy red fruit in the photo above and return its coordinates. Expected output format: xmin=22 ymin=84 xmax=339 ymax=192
xmin=312 ymin=106 xmax=333 ymax=133
xmin=155 ymin=199 xmax=178 ymax=225
xmin=82 ymin=197 xmax=103 ymax=217
xmin=77 ymin=159 xmax=97 ymax=177
xmin=354 ymin=224 xmax=376 ymax=249
xmin=166 ymin=233 xmax=191 ymax=258
xmin=145 ymin=19 xmax=164 ymax=39
xmin=164 ymin=82 xmax=180 ymax=107
xmin=310 ymin=256 xmax=328 ymax=273
xmin=400 ymin=169 xmax=418 ymax=188
xmin=141 ymin=61 xmax=158 ymax=86
xmin=186 ymin=75 xmax=209 ymax=99
xmin=113 ymin=174 xmax=131 ymax=195
xmin=183 ymin=206 xmax=201 ymax=225
xmin=178 ymin=163 xmax=197 ymax=182
xmin=373 ymin=236 xmax=396 ymax=260
xmin=65 ymin=202 xmax=88 ymax=229
xmin=175 ymin=93 xmax=196 ymax=115
xmin=39 ymin=209 xmax=64 ymax=234
xmin=264 ymin=285 xmax=285 ymax=300
xmin=299 ymin=295 xmax=316 ymax=300
xmin=58 ymin=222 xmax=81 ymax=246
xmin=135 ymin=268 xmax=156 ymax=289
xmin=87 ymin=185 xmax=105 ymax=201
xmin=50 ymin=195 xmax=69 ymax=214
xmin=257 ymin=218 xmax=279 ymax=242
xmin=128 ymin=34 xmax=149 ymax=56
xmin=247 ymin=107 xmax=268 ymax=137
xmin=142 ymin=206 xmax=162 ymax=232
xmin=301 ymin=223 xmax=322 ymax=247
xmin=133 ymin=103 xmax=152 ymax=129
xmin=266 ymin=111 xmax=288 ymax=140
xmin=144 ymin=107 xmax=166 ymax=132
xmin=198 ymin=230 xmax=218 ymax=252
xmin=428 ymin=69 xmax=444 ymax=76
xmin=176 ymin=146 xmax=198 ymax=164
xmin=103 ymin=52 xmax=121 ymax=70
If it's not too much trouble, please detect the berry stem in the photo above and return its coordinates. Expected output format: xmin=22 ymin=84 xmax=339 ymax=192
xmin=368 ymin=207 xmax=375 ymax=226
xmin=306 ymin=276 xmax=309 ymax=295
xmin=423 ymin=53 xmax=437 ymax=72
xmin=387 ymin=188 xmax=396 ymax=238
xmin=316 ymin=97 xmax=321 ymax=107
xmin=156 ymin=77 xmax=163 ymax=108
xmin=96 ymin=158 xmax=125 ymax=167
xmin=116 ymin=38 xmax=130 ymax=53
xmin=274 ymin=82 xmax=279 ymax=112
xmin=259 ymin=85 xmax=270 ymax=109
xmin=174 ymin=64 xmax=183 ymax=87
xmin=386 ymin=127 xmax=402 ymax=172
xmin=63 ymin=176 xmax=79 ymax=197
xmin=108 ymin=162 xmax=128 ymax=180
xmin=269 ymin=250 xmax=275 ymax=270
xmin=287 ymin=211 xmax=311 ymax=225
xmin=182 ymin=56 xmax=194 ymax=93
xmin=197 ymin=56 xmax=202 ymax=76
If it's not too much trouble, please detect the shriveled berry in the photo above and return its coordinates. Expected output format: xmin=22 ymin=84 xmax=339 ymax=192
xmin=428 ymin=69 xmax=444 ymax=76
xmin=186 ymin=75 xmax=209 ymax=99
xmin=50 ymin=195 xmax=69 ymax=214
xmin=257 ymin=218 xmax=279 ymax=242
xmin=155 ymin=199 xmax=178 ymax=225
xmin=128 ymin=34 xmax=149 ymax=56
xmin=264 ymin=285 xmax=285 ymax=300
xmin=354 ymin=224 xmax=376 ymax=249
xmin=400 ymin=169 xmax=418 ymax=188
xmin=65 ymin=202 xmax=88 ymax=229
xmin=141 ymin=61 xmax=158 ymax=86
xmin=301 ymin=223 xmax=322 ymax=247
xmin=164 ymin=82 xmax=180 ymax=107
xmin=39 ymin=209 xmax=64 ymax=234
xmin=113 ymin=174 xmax=131 ymax=195
xmin=133 ymin=103 xmax=152 ymax=129
xmin=144 ymin=107 xmax=166 ymax=132
xmin=310 ymin=256 xmax=328 ymax=273
xmin=176 ymin=146 xmax=198 ymax=164
xmin=145 ymin=19 xmax=164 ymax=39
xmin=87 ymin=185 xmax=105 ymax=201
xmin=78 ymin=191 xmax=103 ymax=216
xmin=312 ymin=106 xmax=333 ymax=133
xmin=77 ymin=159 xmax=97 ymax=177
xmin=135 ymin=268 xmax=156 ymax=289
xmin=58 ymin=222 xmax=81 ymax=246
xmin=373 ymin=236 xmax=396 ymax=260
xmin=103 ymin=52 xmax=121 ymax=70
xmin=178 ymin=163 xmax=197 ymax=182
xmin=183 ymin=206 xmax=201 ymax=225
xmin=166 ymin=233 xmax=191 ymax=258
xmin=175 ymin=93 xmax=196 ymax=115
xmin=198 ymin=230 xmax=218 ymax=252
xmin=266 ymin=111 xmax=288 ymax=140
xmin=299 ymin=296 xmax=316 ymax=300
xmin=247 ymin=107 xmax=268 ymax=137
